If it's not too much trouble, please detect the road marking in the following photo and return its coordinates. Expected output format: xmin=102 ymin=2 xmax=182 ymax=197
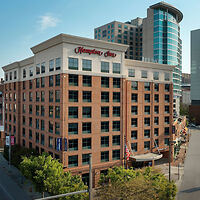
xmin=0 ymin=182 xmax=15 ymax=200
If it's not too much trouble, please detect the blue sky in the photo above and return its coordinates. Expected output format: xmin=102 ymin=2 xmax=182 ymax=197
xmin=0 ymin=0 xmax=199 ymax=78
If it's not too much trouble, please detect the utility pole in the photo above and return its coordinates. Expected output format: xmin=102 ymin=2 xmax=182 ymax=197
xmin=89 ymin=154 xmax=92 ymax=200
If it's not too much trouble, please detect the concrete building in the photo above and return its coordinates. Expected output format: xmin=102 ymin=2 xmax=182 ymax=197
xmin=2 ymin=33 xmax=174 ymax=186
xmin=181 ymin=73 xmax=191 ymax=105
xmin=190 ymin=29 xmax=200 ymax=124
xmin=94 ymin=1 xmax=183 ymax=116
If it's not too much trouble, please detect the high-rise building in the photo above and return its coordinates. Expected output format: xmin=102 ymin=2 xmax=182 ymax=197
xmin=190 ymin=29 xmax=200 ymax=124
xmin=2 ymin=33 xmax=174 ymax=186
xmin=94 ymin=1 xmax=183 ymax=115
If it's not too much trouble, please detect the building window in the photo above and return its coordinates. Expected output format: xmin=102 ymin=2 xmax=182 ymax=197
xmin=112 ymin=149 xmax=120 ymax=160
xmin=131 ymin=143 xmax=137 ymax=152
xmin=82 ymin=122 xmax=91 ymax=134
xmin=131 ymin=106 xmax=138 ymax=115
xmin=29 ymin=67 xmax=33 ymax=77
xmin=141 ymin=70 xmax=148 ymax=78
xmin=82 ymin=107 xmax=92 ymax=118
xmin=49 ymin=76 xmax=53 ymax=87
xmin=41 ymin=77 xmax=45 ymax=87
xmin=55 ymin=74 xmax=60 ymax=86
xmin=49 ymin=59 xmax=54 ymax=72
xmin=144 ymin=118 xmax=150 ymax=126
xmin=128 ymin=69 xmax=135 ymax=77
xmin=41 ymin=120 xmax=45 ymax=131
xmin=164 ymin=138 xmax=169 ymax=146
xmin=113 ymin=63 xmax=120 ymax=74
xmin=153 ymin=72 xmax=159 ymax=80
xmin=82 ymin=138 xmax=91 ymax=149
xmin=68 ymin=155 xmax=78 ymax=167
xmin=68 ymin=57 xmax=78 ymax=70
xmin=154 ymin=83 xmax=159 ymax=91
xmin=112 ymin=135 xmax=120 ymax=146
xmin=49 ymin=90 xmax=54 ymax=102
xmin=165 ymin=106 xmax=170 ymax=114
xmin=113 ymin=78 xmax=120 ymax=88
xmin=68 ymin=123 xmax=78 ymax=135
xmin=154 ymin=117 xmax=159 ymax=125
xmin=41 ymin=105 xmax=45 ymax=116
xmin=154 ymin=94 xmax=159 ymax=103
xmin=23 ymin=93 xmax=26 ymax=101
xmin=144 ymin=141 xmax=150 ymax=150
xmin=101 ymin=77 xmax=109 ymax=88
xmin=131 ymin=93 xmax=138 ymax=102
xmin=82 ymin=154 xmax=90 ymax=165
xmin=165 ymin=95 xmax=170 ymax=103
xmin=165 ymin=116 xmax=170 ymax=124
xmin=29 ymin=130 xmax=32 ymax=140
xmin=113 ymin=92 xmax=120 ymax=102
xmin=131 ymin=118 xmax=137 ymax=127
xmin=165 ymin=73 xmax=170 ymax=81
xmin=49 ymin=136 xmax=53 ymax=148
xmin=144 ymin=130 xmax=150 ymax=138
xmin=144 ymin=94 xmax=150 ymax=103
xmin=101 ymin=121 xmax=109 ymax=132
xmin=55 ymin=106 xmax=60 ymax=118
xmin=69 ymin=139 xmax=78 ymax=151
xmin=29 ymin=117 xmax=32 ymax=127
xmin=154 ymin=105 xmax=159 ymax=114
xmin=83 ymin=91 xmax=92 ymax=102
xmin=101 ymin=106 xmax=109 ymax=117
xmin=101 ymin=151 xmax=109 ymax=162
xmin=144 ymin=82 xmax=150 ymax=91
xmin=55 ymin=58 xmax=61 ymax=70
xmin=68 ymin=107 xmax=78 ymax=118
xmin=23 ymin=69 xmax=26 ymax=78
xmin=36 ymin=132 xmax=39 ymax=143
xmin=131 ymin=81 xmax=138 ymax=90
xmin=165 ymin=127 xmax=170 ymax=135
xmin=36 ymin=119 xmax=39 ymax=129
xmin=154 ymin=128 xmax=159 ymax=136
xmin=49 ymin=106 xmax=53 ymax=118
xmin=49 ymin=121 xmax=53 ymax=133
xmin=29 ymin=80 xmax=32 ymax=89
xmin=36 ymin=64 xmax=40 ymax=75
xmin=82 ymin=59 xmax=92 ymax=71
xmin=83 ymin=75 xmax=92 ymax=87
xmin=29 ymin=105 xmax=32 ymax=114
xmin=14 ymin=71 xmax=17 ymax=79
xmin=101 ymin=92 xmax=109 ymax=102
xmin=69 ymin=90 xmax=78 ymax=102
xmin=41 ymin=62 xmax=45 ymax=73
xmin=22 ymin=128 xmax=26 ymax=137
xmin=165 ymin=84 xmax=170 ymax=92
xmin=144 ymin=106 xmax=150 ymax=115
xmin=69 ymin=74 xmax=78 ymax=86
xmin=113 ymin=121 xmax=120 ymax=131
xmin=131 ymin=130 xmax=137 ymax=140
xmin=101 ymin=61 xmax=109 ymax=73
xmin=36 ymin=105 xmax=39 ymax=116
xmin=113 ymin=106 xmax=120 ymax=117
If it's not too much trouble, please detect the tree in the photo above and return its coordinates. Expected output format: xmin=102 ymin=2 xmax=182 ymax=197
xmin=20 ymin=154 xmax=88 ymax=200
xmin=97 ymin=166 xmax=177 ymax=200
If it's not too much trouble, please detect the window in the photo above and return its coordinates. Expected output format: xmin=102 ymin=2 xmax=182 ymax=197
xmin=82 ymin=59 xmax=92 ymax=71
xmin=41 ymin=77 xmax=45 ymax=87
xmin=55 ymin=122 xmax=60 ymax=135
xmin=41 ymin=120 xmax=45 ymax=131
xmin=35 ymin=92 xmax=39 ymax=102
xmin=69 ymin=74 xmax=78 ymax=86
xmin=49 ymin=136 xmax=53 ymax=148
xmin=29 ymin=67 xmax=33 ymax=76
xmin=164 ymin=138 xmax=169 ymax=146
xmin=29 ymin=80 xmax=32 ymax=89
xmin=112 ymin=149 xmax=120 ymax=160
xmin=68 ymin=107 xmax=78 ymax=118
xmin=55 ymin=90 xmax=60 ymax=102
xmin=144 ymin=130 xmax=150 ymax=138
xmin=131 ymin=118 xmax=137 ymax=127
xmin=69 ymin=91 xmax=78 ymax=102
xmin=101 ymin=151 xmax=109 ymax=162
xmin=23 ymin=116 xmax=26 ymax=125
xmin=14 ymin=71 xmax=17 ymax=79
xmin=82 ymin=122 xmax=91 ymax=134
xmin=83 ymin=76 xmax=92 ymax=87
xmin=144 ymin=118 xmax=150 ymax=126
xmin=165 ymin=106 xmax=170 ymax=113
xmin=82 ymin=138 xmax=91 ymax=149
xmin=165 ymin=127 xmax=170 ymax=135
xmin=154 ymin=94 xmax=159 ymax=103
xmin=154 ymin=128 xmax=159 ymax=136
xmin=82 ymin=107 xmax=92 ymax=118
xmin=83 ymin=91 xmax=92 ymax=102
xmin=144 ymin=82 xmax=150 ymax=91
xmin=23 ymin=69 xmax=26 ymax=78
xmin=113 ymin=121 xmax=120 ymax=131
xmin=29 ymin=130 xmax=32 ymax=140
xmin=22 ymin=128 xmax=26 ymax=137
xmin=68 ymin=155 xmax=78 ymax=167
xmin=41 ymin=62 xmax=45 ymax=73
xmin=101 ymin=121 xmax=109 ymax=132
xmin=154 ymin=106 xmax=159 ymax=114
xmin=49 ymin=106 xmax=53 ymax=118
xmin=29 ymin=105 xmax=32 ymax=114
xmin=36 ymin=64 xmax=40 ymax=75
xmin=131 ymin=106 xmax=138 ymax=115
xmin=154 ymin=117 xmax=159 ymax=125
xmin=113 ymin=78 xmax=120 ymax=88
xmin=144 ymin=94 xmax=150 ymax=103
xmin=128 ymin=69 xmax=135 ymax=77
xmin=113 ymin=92 xmax=120 ymax=102
xmin=131 ymin=93 xmax=138 ymax=102
xmin=29 ymin=117 xmax=32 ymax=127
xmin=49 ymin=60 xmax=54 ymax=72
xmin=49 ymin=90 xmax=54 ymax=102
xmin=55 ymin=74 xmax=60 ymax=86
xmin=101 ymin=107 xmax=109 ymax=117
xmin=69 ymin=139 xmax=78 ymax=151
xmin=49 ymin=121 xmax=53 ymax=133
xmin=36 ymin=119 xmax=39 ymax=129
xmin=144 ymin=106 xmax=150 ymax=115
xmin=165 ymin=84 xmax=170 ymax=92
xmin=113 ymin=106 xmax=120 ymax=117
xmin=49 ymin=76 xmax=53 ymax=87
xmin=101 ymin=92 xmax=109 ymax=102
xmin=36 ymin=132 xmax=39 ymax=143
xmin=131 ymin=130 xmax=137 ymax=140
xmin=82 ymin=154 xmax=90 ymax=165
xmin=165 ymin=116 xmax=170 ymax=124
xmin=153 ymin=72 xmax=159 ymax=80
xmin=113 ymin=63 xmax=120 ymax=74
xmin=154 ymin=83 xmax=159 ymax=91
xmin=144 ymin=141 xmax=150 ymax=150
xmin=55 ymin=106 xmax=60 ymax=118
xmin=131 ymin=81 xmax=138 ymax=90
xmin=55 ymin=58 xmax=61 ymax=70
xmin=165 ymin=95 xmax=170 ymax=103
xmin=23 ymin=93 xmax=26 ymax=101
xmin=165 ymin=73 xmax=170 ymax=81
xmin=101 ymin=61 xmax=109 ymax=73
xmin=41 ymin=105 xmax=45 ymax=116
xmin=141 ymin=70 xmax=148 ymax=78
xmin=68 ymin=57 xmax=78 ymax=70
xmin=112 ymin=135 xmax=120 ymax=146
xmin=68 ymin=123 xmax=78 ymax=135
xmin=131 ymin=143 xmax=137 ymax=152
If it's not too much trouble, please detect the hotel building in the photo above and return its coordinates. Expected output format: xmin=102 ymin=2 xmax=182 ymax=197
xmin=2 ymin=33 xmax=174 ymax=186
xmin=94 ymin=1 xmax=183 ymax=116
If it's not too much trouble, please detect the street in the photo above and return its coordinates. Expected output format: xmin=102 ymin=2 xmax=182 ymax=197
xmin=177 ymin=128 xmax=200 ymax=200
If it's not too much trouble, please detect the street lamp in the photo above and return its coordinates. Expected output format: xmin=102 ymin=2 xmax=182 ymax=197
xmin=169 ymin=140 xmax=176 ymax=182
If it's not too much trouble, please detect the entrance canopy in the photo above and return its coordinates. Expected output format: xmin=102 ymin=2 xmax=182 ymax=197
xmin=130 ymin=153 xmax=163 ymax=162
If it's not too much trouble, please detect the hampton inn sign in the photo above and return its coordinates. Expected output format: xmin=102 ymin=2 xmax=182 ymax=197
xmin=74 ymin=46 xmax=117 ymax=57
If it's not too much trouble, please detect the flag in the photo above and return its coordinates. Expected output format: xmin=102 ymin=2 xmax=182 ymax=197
xmin=125 ymin=145 xmax=130 ymax=160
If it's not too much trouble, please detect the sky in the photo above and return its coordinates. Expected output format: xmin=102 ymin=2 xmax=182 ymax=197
xmin=0 ymin=0 xmax=199 ymax=78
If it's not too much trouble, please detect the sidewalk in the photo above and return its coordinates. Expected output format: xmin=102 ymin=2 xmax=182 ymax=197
xmin=0 ymin=152 xmax=42 ymax=200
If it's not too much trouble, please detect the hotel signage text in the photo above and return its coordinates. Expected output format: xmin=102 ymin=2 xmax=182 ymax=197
xmin=74 ymin=47 xmax=116 ymax=57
